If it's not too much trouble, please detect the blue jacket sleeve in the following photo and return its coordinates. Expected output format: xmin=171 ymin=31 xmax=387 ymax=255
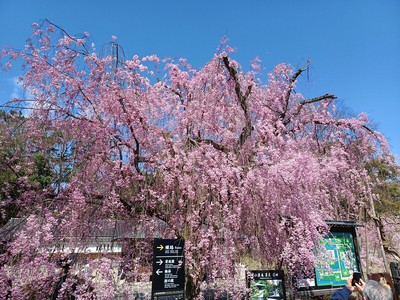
xmin=330 ymin=287 xmax=352 ymax=300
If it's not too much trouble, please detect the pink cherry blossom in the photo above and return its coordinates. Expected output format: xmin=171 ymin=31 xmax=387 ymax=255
xmin=0 ymin=19 xmax=398 ymax=299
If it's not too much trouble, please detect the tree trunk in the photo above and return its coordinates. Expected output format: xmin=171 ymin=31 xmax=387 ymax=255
xmin=185 ymin=274 xmax=201 ymax=299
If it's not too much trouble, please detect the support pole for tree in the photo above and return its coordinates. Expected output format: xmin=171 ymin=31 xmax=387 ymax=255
xmin=364 ymin=206 xmax=369 ymax=275
xmin=369 ymin=195 xmax=388 ymax=273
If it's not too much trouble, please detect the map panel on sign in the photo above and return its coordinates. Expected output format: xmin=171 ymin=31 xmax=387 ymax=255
xmin=315 ymin=232 xmax=359 ymax=287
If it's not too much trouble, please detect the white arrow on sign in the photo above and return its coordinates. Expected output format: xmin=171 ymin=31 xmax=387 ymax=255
xmin=156 ymin=259 xmax=163 ymax=266
xmin=156 ymin=269 xmax=163 ymax=275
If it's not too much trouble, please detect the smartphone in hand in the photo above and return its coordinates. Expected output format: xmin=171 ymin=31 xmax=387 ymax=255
xmin=352 ymin=271 xmax=362 ymax=286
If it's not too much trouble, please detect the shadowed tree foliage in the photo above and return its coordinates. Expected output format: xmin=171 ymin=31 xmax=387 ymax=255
xmin=366 ymin=158 xmax=400 ymax=214
xmin=0 ymin=110 xmax=55 ymax=226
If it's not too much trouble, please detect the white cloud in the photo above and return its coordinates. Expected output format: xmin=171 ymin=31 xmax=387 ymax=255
xmin=10 ymin=76 xmax=22 ymax=99
xmin=8 ymin=76 xmax=34 ymax=116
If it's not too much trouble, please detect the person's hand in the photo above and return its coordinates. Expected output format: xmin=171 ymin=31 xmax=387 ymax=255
xmin=345 ymin=275 xmax=356 ymax=292
xmin=355 ymin=278 xmax=366 ymax=294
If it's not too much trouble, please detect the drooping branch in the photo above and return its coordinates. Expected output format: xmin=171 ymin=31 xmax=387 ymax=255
xmin=222 ymin=56 xmax=253 ymax=150
xmin=43 ymin=19 xmax=90 ymax=55
xmin=116 ymin=97 xmax=143 ymax=174
xmin=76 ymin=85 xmax=106 ymax=126
xmin=313 ymin=119 xmax=376 ymax=136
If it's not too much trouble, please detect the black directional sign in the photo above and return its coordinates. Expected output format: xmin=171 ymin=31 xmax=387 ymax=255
xmin=151 ymin=238 xmax=185 ymax=300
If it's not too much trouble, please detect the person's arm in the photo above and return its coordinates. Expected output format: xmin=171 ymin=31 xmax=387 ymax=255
xmin=331 ymin=276 xmax=354 ymax=300
xmin=331 ymin=287 xmax=352 ymax=300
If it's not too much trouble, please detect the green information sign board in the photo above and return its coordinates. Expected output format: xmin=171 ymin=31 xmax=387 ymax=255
xmin=315 ymin=231 xmax=360 ymax=287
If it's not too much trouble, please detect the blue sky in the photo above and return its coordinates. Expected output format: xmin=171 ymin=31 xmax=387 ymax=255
xmin=1 ymin=0 xmax=399 ymax=159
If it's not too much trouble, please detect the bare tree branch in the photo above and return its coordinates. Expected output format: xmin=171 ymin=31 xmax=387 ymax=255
xmin=282 ymin=59 xmax=310 ymax=115
xmin=301 ymin=94 xmax=337 ymax=105
xmin=283 ymin=94 xmax=337 ymax=126
xmin=222 ymin=56 xmax=253 ymax=150
xmin=362 ymin=125 xmax=374 ymax=134
xmin=284 ymin=64 xmax=307 ymax=103
xmin=188 ymin=137 xmax=228 ymax=154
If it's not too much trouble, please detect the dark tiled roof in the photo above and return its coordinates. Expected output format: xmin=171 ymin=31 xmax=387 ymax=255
xmin=0 ymin=217 xmax=169 ymax=243
xmin=88 ymin=219 xmax=168 ymax=242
